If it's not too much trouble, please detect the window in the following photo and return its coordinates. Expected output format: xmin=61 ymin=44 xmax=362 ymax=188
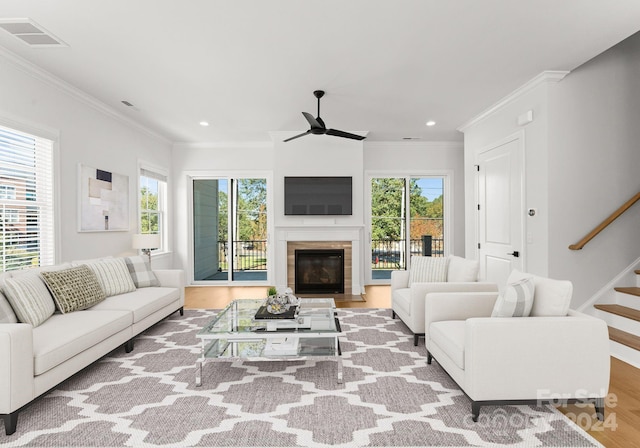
xmin=368 ymin=175 xmax=447 ymax=282
xmin=193 ymin=177 xmax=268 ymax=282
xmin=139 ymin=166 xmax=167 ymax=253
xmin=0 ymin=125 xmax=54 ymax=272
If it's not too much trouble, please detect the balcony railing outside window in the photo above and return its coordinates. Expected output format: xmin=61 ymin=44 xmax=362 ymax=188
xmin=217 ymin=240 xmax=267 ymax=272
xmin=371 ymin=237 xmax=444 ymax=271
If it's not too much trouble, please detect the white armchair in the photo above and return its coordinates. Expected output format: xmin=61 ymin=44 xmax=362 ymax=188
xmin=424 ymin=272 xmax=610 ymax=422
xmin=391 ymin=256 xmax=498 ymax=345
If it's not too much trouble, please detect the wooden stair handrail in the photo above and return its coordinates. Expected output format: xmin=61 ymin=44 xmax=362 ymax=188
xmin=569 ymin=191 xmax=640 ymax=250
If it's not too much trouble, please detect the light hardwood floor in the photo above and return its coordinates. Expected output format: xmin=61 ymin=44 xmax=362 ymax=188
xmin=184 ymin=285 xmax=639 ymax=448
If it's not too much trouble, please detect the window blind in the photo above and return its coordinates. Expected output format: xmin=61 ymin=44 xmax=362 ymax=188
xmin=0 ymin=125 xmax=54 ymax=272
xmin=140 ymin=167 xmax=167 ymax=182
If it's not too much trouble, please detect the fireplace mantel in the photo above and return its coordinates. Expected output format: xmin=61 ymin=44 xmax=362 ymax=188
xmin=274 ymin=224 xmax=364 ymax=295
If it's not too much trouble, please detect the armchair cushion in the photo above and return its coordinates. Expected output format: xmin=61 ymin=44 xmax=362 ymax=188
xmin=491 ymin=277 xmax=535 ymax=317
xmin=409 ymin=256 xmax=448 ymax=285
xmin=447 ymin=255 xmax=479 ymax=282
xmin=507 ymin=269 xmax=572 ymax=316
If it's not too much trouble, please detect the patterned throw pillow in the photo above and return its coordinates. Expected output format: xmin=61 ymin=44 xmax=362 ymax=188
xmin=3 ymin=273 xmax=56 ymax=327
xmin=409 ymin=256 xmax=449 ymax=285
xmin=124 ymin=256 xmax=159 ymax=288
xmin=41 ymin=265 xmax=106 ymax=313
xmin=491 ymin=277 xmax=535 ymax=317
xmin=76 ymin=258 xmax=137 ymax=297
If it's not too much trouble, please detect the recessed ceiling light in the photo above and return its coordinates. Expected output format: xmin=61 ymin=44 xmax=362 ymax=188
xmin=426 ymin=120 xmax=436 ymax=127
xmin=199 ymin=121 xmax=209 ymax=127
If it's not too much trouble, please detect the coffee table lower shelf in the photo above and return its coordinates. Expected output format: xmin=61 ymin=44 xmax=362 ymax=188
xmin=195 ymin=336 xmax=343 ymax=386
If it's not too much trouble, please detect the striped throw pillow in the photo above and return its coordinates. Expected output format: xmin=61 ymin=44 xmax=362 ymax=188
xmin=3 ymin=273 xmax=55 ymax=327
xmin=409 ymin=256 xmax=449 ymax=285
xmin=491 ymin=277 xmax=535 ymax=317
xmin=77 ymin=258 xmax=136 ymax=297
xmin=41 ymin=265 xmax=106 ymax=313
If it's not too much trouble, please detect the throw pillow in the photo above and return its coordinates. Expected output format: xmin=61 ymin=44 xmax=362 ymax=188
xmin=41 ymin=265 xmax=106 ymax=313
xmin=124 ymin=255 xmax=160 ymax=288
xmin=506 ymin=269 xmax=573 ymax=316
xmin=409 ymin=256 xmax=449 ymax=285
xmin=491 ymin=276 xmax=535 ymax=317
xmin=447 ymin=255 xmax=479 ymax=282
xmin=0 ymin=291 xmax=18 ymax=324
xmin=3 ymin=273 xmax=56 ymax=327
xmin=75 ymin=258 xmax=136 ymax=297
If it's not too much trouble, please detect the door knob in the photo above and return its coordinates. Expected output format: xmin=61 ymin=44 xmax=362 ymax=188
xmin=507 ymin=251 xmax=520 ymax=258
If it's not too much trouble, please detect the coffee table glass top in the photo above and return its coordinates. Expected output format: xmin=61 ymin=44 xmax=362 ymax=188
xmin=198 ymin=298 xmax=338 ymax=336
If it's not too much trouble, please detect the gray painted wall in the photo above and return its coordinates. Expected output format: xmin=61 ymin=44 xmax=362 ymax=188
xmin=548 ymin=31 xmax=640 ymax=308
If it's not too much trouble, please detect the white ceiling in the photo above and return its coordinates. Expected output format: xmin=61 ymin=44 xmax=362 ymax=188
xmin=1 ymin=0 xmax=640 ymax=144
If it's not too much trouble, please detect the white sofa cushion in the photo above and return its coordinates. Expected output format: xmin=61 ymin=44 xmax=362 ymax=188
xmin=409 ymin=256 xmax=448 ymax=285
xmin=507 ymin=270 xmax=572 ymax=316
xmin=447 ymin=255 xmax=479 ymax=282
xmin=491 ymin=277 xmax=535 ymax=317
xmin=429 ymin=320 xmax=465 ymax=369
xmin=90 ymin=287 xmax=180 ymax=323
xmin=3 ymin=273 xmax=55 ymax=327
xmin=76 ymin=258 xmax=136 ymax=297
xmin=32 ymin=309 xmax=131 ymax=375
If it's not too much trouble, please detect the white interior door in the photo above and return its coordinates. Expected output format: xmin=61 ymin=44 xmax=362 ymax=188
xmin=477 ymin=135 xmax=524 ymax=290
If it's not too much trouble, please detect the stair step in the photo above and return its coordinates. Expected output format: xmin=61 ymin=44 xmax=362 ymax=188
xmin=614 ymin=287 xmax=640 ymax=297
xmin=594 ymin=304 xmax=640 ymax=322
xmin=608 ymin=326 xmax=640 ymax=351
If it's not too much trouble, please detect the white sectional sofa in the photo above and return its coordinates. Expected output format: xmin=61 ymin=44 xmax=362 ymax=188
xmin=0 ymin=257 xmax=185 ymax=435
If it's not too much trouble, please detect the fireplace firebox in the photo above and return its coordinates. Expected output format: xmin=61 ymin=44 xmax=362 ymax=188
xmin=295 ymin=249 xmax=345 ymax=294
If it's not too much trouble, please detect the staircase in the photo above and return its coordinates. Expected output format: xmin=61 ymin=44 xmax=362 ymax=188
xmin=593 ymin=270 xmax=640 ymax=367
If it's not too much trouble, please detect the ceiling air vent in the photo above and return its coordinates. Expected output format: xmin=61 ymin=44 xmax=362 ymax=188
xmin=0 ymin=18 xmax=67 ymax=47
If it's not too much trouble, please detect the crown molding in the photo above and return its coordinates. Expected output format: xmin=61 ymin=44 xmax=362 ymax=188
xmin=0 ymin=46 xmax=171 ymax=144
xmin=457 ymin=70 xmax=570 ymax=132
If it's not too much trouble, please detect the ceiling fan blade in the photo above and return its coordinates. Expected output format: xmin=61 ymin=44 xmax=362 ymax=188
xmin=283 ymin=130 xmax=311 ymax=142
xmin=302 ymin=112 xmax=324 ymax=129
xmin=326 ymin=128 xmax=366 ymax=140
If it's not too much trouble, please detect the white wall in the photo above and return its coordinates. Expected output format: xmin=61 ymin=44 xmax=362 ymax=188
xmin=0 ymin=51 xmax=174 ymax=267
xmin=548 ymin=31 xmax=640 ymax=308
xmin=172 ymin=137 xmax=465 ymax=286
xmin=461 ymin=74 xmax=562 ymax=277
xmin=461 ymin=30 xmax=640 ymax=308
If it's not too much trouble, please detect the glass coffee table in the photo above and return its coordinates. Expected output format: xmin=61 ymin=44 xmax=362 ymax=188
xmin=196 ymin=298 xmax=343 ymax=386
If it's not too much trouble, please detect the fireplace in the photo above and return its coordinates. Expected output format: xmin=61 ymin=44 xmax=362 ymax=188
xmin=295 ymin=249 xmax=345 ymax=294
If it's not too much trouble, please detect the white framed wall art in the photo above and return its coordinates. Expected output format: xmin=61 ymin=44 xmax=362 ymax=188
xmin=78 ymin=163 xmax=129 ymax=232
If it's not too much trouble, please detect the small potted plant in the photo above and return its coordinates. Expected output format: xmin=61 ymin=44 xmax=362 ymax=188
xmin=267 ymin=286 xmax=277 ymax=298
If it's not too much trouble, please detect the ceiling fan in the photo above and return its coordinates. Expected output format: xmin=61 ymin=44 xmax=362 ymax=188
xmin=284 ymin=90 xmax=366 ymax=142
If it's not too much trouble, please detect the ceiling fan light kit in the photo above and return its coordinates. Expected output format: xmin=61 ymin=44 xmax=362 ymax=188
xmin=284 ymin=90 xmax=366 ymax=142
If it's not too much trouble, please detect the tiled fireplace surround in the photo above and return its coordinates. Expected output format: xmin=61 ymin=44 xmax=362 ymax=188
xmin=275 ymin=225 xmax=364 ymax=295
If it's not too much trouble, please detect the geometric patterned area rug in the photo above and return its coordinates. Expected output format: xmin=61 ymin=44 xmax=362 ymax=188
xmin=1 ymin=309 xmax=601 ymax=448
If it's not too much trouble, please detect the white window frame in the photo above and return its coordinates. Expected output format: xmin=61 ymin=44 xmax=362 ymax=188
xmin=138 ymin=162 xmax=169 ymax=256
xmin=365 ymin=170 xmax=453 ymax=284
xmin=0 ymin=121 xmax=57 ymax=272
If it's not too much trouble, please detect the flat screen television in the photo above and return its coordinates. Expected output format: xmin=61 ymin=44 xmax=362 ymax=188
xmin=284 ymin=176 xmax=352 ymax=216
